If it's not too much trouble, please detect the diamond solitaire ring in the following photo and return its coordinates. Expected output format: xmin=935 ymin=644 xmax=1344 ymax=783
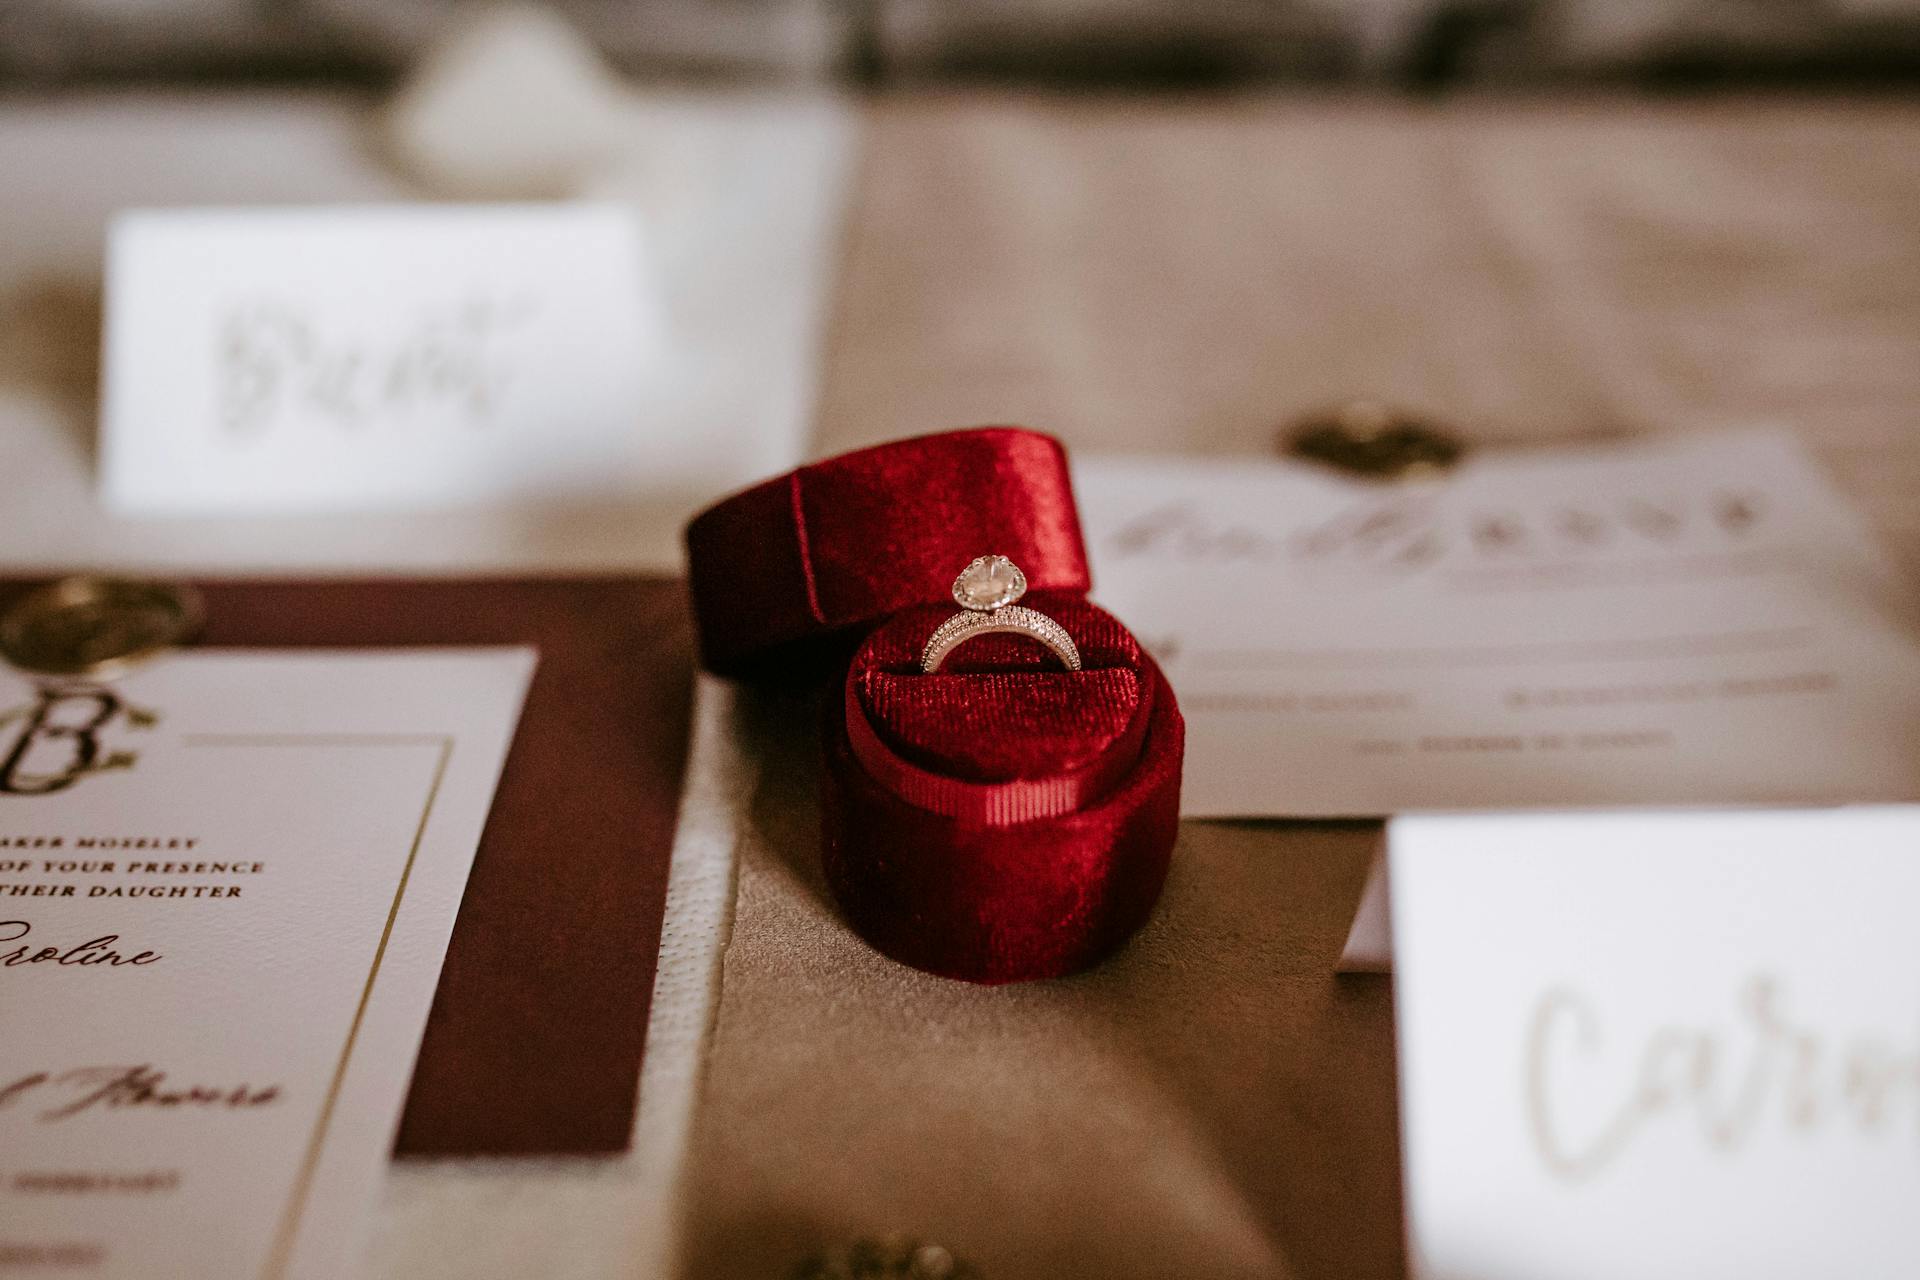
xmin=920 ymin=556 xmax=1082 ymax=674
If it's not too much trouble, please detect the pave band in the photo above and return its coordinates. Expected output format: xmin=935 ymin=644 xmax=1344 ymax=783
xmin=920 ymin=604 xmax=1083 ymax=674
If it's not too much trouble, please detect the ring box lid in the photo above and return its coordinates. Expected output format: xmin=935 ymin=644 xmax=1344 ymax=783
xmin=685 ymin=428 xmax=1091 ymax=676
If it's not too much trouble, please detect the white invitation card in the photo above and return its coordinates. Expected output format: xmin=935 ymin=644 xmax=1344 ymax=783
xmin=1390 ymin=808 xmax=1920 ymax=1280
xmin=100 ymin=204 xmax=658 ymax=512
xmin=1078 ymin=429 xmax=1920 ymax=816
xmin=0 ymin=650 xmax=533 ymax=1279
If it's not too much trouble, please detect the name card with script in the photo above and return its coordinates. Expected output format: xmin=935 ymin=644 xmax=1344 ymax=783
xmin=1391 ymin=808 xmax=1920 ymax=1280
xmin=101 ymin=204 xmax=658 ymax=511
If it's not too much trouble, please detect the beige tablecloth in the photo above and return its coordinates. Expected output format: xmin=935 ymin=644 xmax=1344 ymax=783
xmin=678 ymin=93 xmax=1920 ymax=1280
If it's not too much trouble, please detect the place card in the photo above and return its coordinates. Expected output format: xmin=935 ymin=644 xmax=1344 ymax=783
xmin=100 ymin=204 xmax=658 ymax=511
xmin=1390 ymin=808 xmax=1920 ymax=1280
xmin=0 ymin=649 xmax=533 ymax=1279
xmin=1077 ymin=428 xmax=1920 ymax=816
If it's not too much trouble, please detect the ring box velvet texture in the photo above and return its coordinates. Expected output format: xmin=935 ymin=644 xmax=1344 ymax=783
xmin=686 ymin=428 xmax=1183 ymax=983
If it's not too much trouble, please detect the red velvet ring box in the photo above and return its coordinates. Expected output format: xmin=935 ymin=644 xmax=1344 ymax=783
xmin=685 ymin=427 xmax=1184 ymax=984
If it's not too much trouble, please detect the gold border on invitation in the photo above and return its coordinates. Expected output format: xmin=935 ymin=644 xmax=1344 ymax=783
xmin=181 ymin=734 xmax=455 ymax=1280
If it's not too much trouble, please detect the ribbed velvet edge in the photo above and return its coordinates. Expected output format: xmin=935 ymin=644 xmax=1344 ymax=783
xmin=822 ymin=657 xmax=1184 ymax=984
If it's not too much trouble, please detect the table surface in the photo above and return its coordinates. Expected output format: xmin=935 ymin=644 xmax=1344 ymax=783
xmin=3 ymin=88 xmax=1919 ymax=1280
xmin=685 ymin=91 xmax=1920 ymax=1280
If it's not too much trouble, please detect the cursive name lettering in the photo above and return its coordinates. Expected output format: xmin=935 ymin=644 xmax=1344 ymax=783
xmin=0 ymin=920 xmax=161 ymax=968
xmin=217 ymin=295 xmax=534 ymax=438
xmin=1104 ymin=488 xmax=1766 ymax=576
xmin=1525 ymin=975 xmax=1920 ymax=1182
xmin=0 ymin=1065 xmax=280 ymax=1122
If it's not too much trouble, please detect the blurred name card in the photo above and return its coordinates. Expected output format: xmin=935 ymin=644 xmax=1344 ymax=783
xmin=1390 ymin=808 xmax=1920 ymax=1280
xmin=101 ymin=204 xmax=657 ymax=511
xmin=1078 ymin=429 xmax=1920 ymax=817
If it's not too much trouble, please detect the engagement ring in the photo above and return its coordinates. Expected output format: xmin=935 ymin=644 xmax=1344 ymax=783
xmin=919 ymin=556 xmax=1082 ymax=674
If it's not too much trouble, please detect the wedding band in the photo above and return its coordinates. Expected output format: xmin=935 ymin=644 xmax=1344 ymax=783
xmin=920 ymin=556 xmax=1082 ymax=674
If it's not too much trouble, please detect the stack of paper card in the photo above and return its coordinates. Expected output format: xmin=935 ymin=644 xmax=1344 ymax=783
xmin=1079 ymin=428 xmax=1920 ymax=818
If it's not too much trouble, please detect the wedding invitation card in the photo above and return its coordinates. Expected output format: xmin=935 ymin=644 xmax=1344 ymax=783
xmin=0 ymin=649 xmax=533 ymax=1279
xmin=1078 ymin=428 xmax=1920 ymax=816
xmin=1390 ymin=808 xmax=1920 ymax=1280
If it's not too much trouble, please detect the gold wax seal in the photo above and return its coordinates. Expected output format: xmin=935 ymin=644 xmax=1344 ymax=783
xmin=1283 ymin=400 xmax=1465 ymax=481
xmin=0 ymin=576 xmax=202 ymax=679
xmin=794 ymin=1235 xmax=976 ymax=1280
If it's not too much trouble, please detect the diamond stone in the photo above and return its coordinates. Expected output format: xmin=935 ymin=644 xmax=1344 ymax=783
xmin=952 ymin=555 xmax=1026 ymax=612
